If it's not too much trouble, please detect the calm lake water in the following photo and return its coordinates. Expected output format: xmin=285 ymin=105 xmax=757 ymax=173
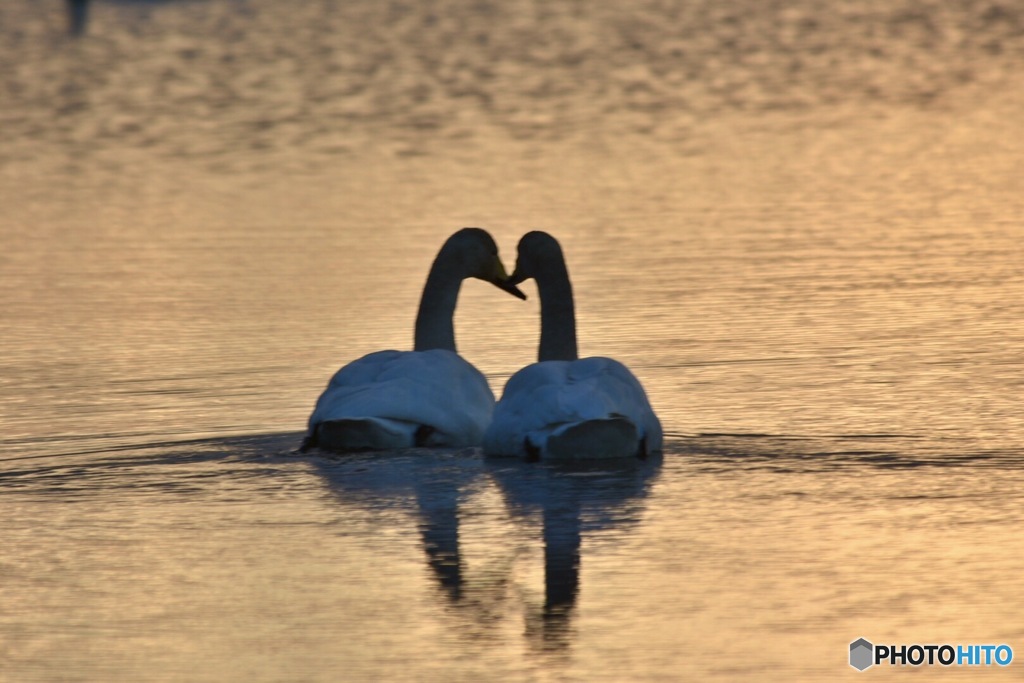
xmin=3 ymin=0 xmax=1024 ymax=680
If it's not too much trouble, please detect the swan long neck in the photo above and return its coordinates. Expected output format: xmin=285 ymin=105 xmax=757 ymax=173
xmin=535 ymin=259 xmax=578 ymax=362
xmin=414 ymin=253 xmax=463 ymax=352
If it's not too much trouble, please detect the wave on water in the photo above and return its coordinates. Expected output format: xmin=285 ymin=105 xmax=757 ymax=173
xmin=2 ymin=0 xmax=1024 ymax=172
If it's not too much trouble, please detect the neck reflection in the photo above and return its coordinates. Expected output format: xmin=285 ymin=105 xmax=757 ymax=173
xmin=313 ymin=449 xmax=662 ymax=653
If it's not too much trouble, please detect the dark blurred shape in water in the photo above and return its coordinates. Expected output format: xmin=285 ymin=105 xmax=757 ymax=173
xmin=66 ymin=0 xmax=89 ymax=35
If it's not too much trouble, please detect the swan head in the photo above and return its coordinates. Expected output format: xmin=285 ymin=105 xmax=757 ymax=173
xmin=446 ymin=228 xmax=527 ymax=300
xmin=508 ymin=231 xmax=565 ymax=285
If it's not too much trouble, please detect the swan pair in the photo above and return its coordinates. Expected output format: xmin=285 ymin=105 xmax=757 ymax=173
xmin=301 ymin=228 xmax=662 ymax=460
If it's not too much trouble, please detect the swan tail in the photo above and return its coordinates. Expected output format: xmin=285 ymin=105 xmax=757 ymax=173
xmin=311 ymin=417 xmax=421 ymax=452
xmin=539 ymin=417 xmax=642 ymax=460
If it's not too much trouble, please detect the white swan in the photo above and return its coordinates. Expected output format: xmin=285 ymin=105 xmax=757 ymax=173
xmin=301 ymin=228 xmax=525 ymax=452
xmin=483 ymin=231 xmax=663 ymax=460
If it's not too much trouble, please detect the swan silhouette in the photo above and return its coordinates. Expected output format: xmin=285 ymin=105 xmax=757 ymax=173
xmin=302 ymin=228 xmax=525 ymax=452
xmin=484 ymin=231 xmax=662 ymax=460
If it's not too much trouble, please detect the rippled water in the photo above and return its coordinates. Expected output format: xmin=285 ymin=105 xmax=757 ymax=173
xmin=3 ymin=0 xmax=1024 ymax=680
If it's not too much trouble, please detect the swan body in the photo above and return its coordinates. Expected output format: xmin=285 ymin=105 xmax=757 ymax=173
xmin=483 ymin=356 xmax=662 ymax=459
xmin=483 ymin=231 xmax=662 ymax=460
xmin=307 ymin=349 xmax=496 ymax=450
xmin=302 ymin=228 xmax=524 ymax=453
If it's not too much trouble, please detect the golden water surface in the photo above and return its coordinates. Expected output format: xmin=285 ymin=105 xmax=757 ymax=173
xmin=2 ymin=1 xmax=1024 ymax=680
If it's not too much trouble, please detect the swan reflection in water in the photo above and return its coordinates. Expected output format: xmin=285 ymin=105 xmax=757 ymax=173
xmin=485 ymin=454 xmax=663 ymax=650
xmin=312 ymin=449 xmax=662 ymax=651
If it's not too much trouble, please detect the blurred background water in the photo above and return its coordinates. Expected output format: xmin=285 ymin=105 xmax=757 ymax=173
xmin=2 ymin=0 xmax=1024 ymax=680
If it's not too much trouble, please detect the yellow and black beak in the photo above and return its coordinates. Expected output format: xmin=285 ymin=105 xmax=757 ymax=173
xmin=488 ymin=257 xmax=527 ymax=300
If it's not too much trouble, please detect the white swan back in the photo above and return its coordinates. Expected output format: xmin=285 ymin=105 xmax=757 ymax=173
xmin=483 ymin=357 xmax=662 ymax=459
xmin=309 ymin=349 xmax=495 ymax=449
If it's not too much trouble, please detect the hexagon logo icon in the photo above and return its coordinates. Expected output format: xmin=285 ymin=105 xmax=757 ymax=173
xmin=850 ymin=638 xmax=874 ymax=671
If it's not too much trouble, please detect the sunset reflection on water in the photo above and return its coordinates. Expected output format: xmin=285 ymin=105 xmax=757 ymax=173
xmin=3 ymin=0 xmax=1024 ymax=680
